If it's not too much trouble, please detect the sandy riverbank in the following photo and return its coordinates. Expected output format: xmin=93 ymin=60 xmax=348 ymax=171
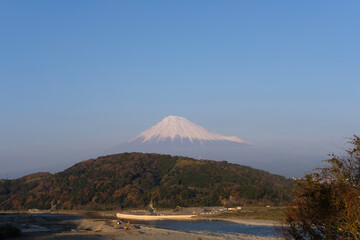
xmin=116 ymin=212 xmax=283 ymax=226
xmin=0 ymin=212 xmax=283 ymax=240
xmin=116 ymin=213 xmax=196 ymax=221
xmin=23 ymin=226 xmax=282 ymax=240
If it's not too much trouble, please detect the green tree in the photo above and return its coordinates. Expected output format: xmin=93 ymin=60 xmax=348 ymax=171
xmin=281 ymin=135 xmax=360 ymax=239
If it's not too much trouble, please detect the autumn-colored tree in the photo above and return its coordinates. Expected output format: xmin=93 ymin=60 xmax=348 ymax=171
xmin=281 ymin=135 xmax=360 ymax=239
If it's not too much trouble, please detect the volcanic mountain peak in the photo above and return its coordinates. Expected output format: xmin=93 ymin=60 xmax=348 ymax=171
xmin=129 ymin=115 xmax=248 ymax=144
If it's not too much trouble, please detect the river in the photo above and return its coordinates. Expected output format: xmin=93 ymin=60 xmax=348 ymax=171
xmin=142 ymin=219 xmax=279 ymax=238
xmin=33 ymin=213 xmax=280 ymax=238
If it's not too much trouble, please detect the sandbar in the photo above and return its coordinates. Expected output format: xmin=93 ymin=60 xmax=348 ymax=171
xmin=116 ymin=213 xmax=196 ymax=221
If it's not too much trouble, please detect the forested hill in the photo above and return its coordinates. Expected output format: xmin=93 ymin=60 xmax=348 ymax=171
xmin=0 ymin=153 xmax=293 ymax=210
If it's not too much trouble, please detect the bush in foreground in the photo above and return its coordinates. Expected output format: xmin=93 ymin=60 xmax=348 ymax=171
xmin=281 ymin=135 xmax=360 ymax=239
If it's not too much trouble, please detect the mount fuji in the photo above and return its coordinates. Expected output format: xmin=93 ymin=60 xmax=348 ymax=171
xmin=110 ymin=116 xmax=322 ymax=178
xmin=129 ymin=115 xmax=249 ymax=145
xmin=114 ymin=115 xmax=251 ymax=159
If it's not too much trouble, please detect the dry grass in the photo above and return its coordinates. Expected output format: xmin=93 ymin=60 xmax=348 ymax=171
xmin=215 ymin=206 xmax=285 ymax=221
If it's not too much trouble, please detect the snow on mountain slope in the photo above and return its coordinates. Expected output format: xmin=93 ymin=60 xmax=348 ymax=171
xmin=111 ymin=116 xmax=316 ymax=177
xmin=129 ymin=116 xmax=248 ymax=144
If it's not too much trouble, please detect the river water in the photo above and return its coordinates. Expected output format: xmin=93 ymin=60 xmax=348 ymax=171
xmin=34 ymin=213 xmax=279 ymax=238
xmin=143 ymin=220 xmax=279 ymax=238
xmin=33 ymin=213 xmax=83 ymax=220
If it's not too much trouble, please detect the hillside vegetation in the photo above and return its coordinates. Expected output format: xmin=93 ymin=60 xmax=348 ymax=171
xmin=0 ymin=153 xmax=292 ymax=210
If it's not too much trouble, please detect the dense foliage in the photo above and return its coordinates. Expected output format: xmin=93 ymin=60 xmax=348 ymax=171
xmin=281 ymin=135 xmax=360 ymax=239
xmin=0 ymin=153 xmax=292 ymax=210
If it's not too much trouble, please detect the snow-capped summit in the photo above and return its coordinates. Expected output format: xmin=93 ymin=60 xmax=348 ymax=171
xmin=111 ymin=115 xmax=251 ymax=169
xmin=109 ymin=116 xmax=315 ymax=178
xmin=129 ymin=115 xmax=248 ymax=144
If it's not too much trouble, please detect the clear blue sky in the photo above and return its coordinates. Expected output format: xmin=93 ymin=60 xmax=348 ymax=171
xmin=1 ymin=1 xmax=359 ymax=177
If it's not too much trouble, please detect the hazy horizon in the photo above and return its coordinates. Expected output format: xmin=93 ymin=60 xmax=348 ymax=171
xmin=1 ymin=1 xmax=359 ymax=179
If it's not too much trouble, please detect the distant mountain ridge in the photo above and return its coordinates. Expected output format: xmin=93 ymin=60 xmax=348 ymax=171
xmin=0 ymin=153 xmax=292 ymax=210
